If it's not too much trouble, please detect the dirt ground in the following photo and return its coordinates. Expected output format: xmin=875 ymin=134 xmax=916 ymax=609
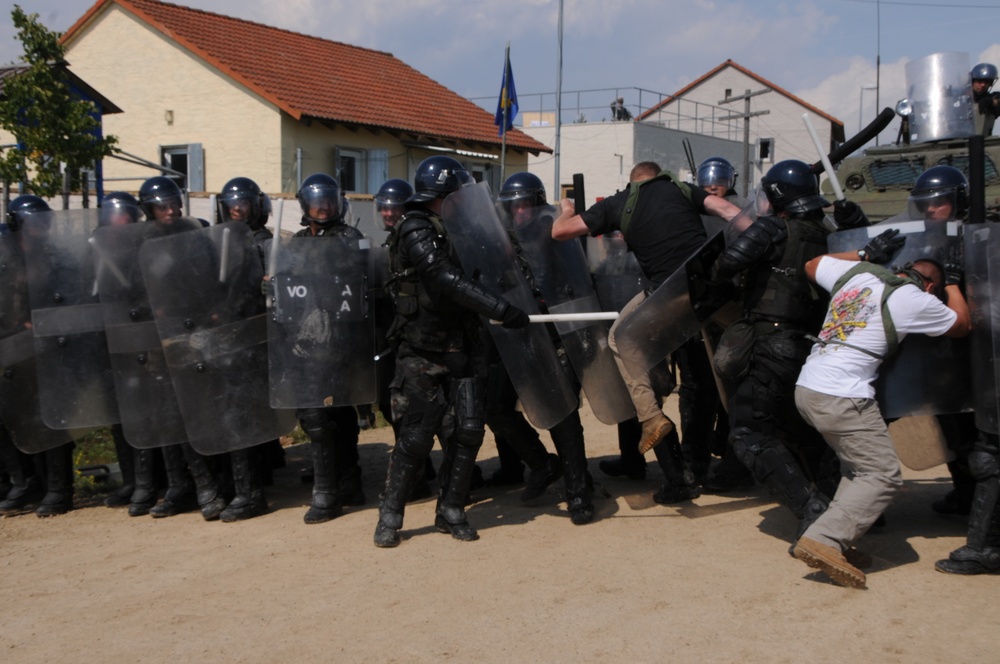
xmin=0 ymin=399 xmax=996 ymax=664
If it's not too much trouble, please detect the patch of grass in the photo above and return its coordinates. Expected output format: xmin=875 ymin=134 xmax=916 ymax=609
xmin=72 ymin=427 xmax=118 ymax=495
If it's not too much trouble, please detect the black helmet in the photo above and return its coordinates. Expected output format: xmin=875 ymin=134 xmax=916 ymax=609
xmin=972 ymin=62 xmax=998 ymax=88
xmin=99 ymin=191 xmax=141 ymax=226
xmin=760 ymin=160 xmax=829 ymax=217
xmin=498 ymin=172 xmax=547 ymax=206
xmin=907 ymin=165 xmax=968 ymax=221
xmin=138 ymin=176 xmax=184 ymax=221
xmin=408 ymin=156 xmax=473 ymax=203
xmin=375 ymin=178 xmax=414 ymax=208
xmin=696 ymin=157 xmax=737 ymax=191
xmin=296 ymin=173 xmax=341 ymax=227
xmin=218 ymin=176 xmax=266 ymax=229
xmin=6 ymin=194 xmax=50 ymax=232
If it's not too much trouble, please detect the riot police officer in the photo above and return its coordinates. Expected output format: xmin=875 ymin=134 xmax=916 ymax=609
xmin=711 ymin=160 xmax=837 ymax=538
xmin=288 ymin=173 xmax=367 ymax=523
xmin=971 ymin=62 xmax=999 ymax=136
xmin=374 ymin=155 xmax=530 ymax=547
xmin=375 ymin=178 xmax=413 ymax=231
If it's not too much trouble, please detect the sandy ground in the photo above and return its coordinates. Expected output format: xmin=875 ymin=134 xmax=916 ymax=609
xmin=0 ymin=400 xmax=996 ymax=664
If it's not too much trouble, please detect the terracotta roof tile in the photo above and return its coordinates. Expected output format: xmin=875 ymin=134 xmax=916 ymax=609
xmin=63 ymin=0 xmax=550 ymax=154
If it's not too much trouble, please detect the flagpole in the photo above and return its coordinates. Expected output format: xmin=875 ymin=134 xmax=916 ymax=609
xmin=553 ymin=0 xmax=563 ymax=200
xmin=500 ymin=42 xmax=510 ymax=186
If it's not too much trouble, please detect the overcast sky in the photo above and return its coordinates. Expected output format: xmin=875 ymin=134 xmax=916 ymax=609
xmin=4 ymin=0 xmax=1000 ymax=147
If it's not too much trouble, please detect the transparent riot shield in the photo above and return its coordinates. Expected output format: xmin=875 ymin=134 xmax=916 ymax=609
xmin=827 ymin=217 xmax=972 ymax=419
xmin=21 ymin=209 xmax=119 ymax=429
xmin=441 ymin=182 xmax=577 ymax=430
xmin=613 ymin=231 xmax=734 ymax=380
xmin=505 ymin=204 xmax=633 ymax=424
xmin=267 ymin=234 xmax=377 ymax=408
xmin=0 ymin=230 xmax=74 ymax=453
xmin=140 ymin=222 xmax=297 ymax=454
xmin=91 ymin=219 xmax=203 ymax=449
xmin=586 ymin=233 xmax=648 ymax=313
xmin=904 ymin=52 xmax=974 ymax=143
xmin=964 ymin=223 xmax=1000 ymax=433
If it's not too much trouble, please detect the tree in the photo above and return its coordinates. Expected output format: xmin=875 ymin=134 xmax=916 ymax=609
xmin=0 ymin=5 xmax=117 ymax=197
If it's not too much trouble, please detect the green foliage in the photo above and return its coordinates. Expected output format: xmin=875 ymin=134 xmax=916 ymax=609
xmin=0 ymin=5 xmax=117 ymax=197
xmin=72 ymin=427 xmax=118 ymax=494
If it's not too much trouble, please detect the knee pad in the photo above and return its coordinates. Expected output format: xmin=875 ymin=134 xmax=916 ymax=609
xmin=452 ymin=377 xmax=485 ymax=435
xmin=969 ymin=450 xmax=1000 ymax=481
xmin=296 ymin=408 xmax=336 ymax=442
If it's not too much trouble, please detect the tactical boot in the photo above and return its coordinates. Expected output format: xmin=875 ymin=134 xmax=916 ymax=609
xmin=150 ymin=445 xmax=198 ymax=518
xmin=128 ymin=447 xmax=159 ymax=517
xmin=552 ymin=424 xmax=594 ymax=525
xmin=337 ymin=465 xmax=366 ymax=507
xmin=36 ymin=444 xmax=75 ymax=517
xmin=105 ymin=426 xmax=136 ymax=508
xmin=795 ymin=490 xmax=831 ymax=541
xmin=936 ymin=477 xmax=1000 ymax=575
xmin=374 ymin=450 xmax=423 ymax=548
xmin=435 ymin=444 xmax=481 ymax=542
xmin=638 ymin=413 xmax=674 ymax=455
xmin=304 ymin=441 xmax=342 ymax=524
xmin=521 ymin=453 xmax=562 ymax=502
xmin=598 ymin=457 xmax=646 ymax=480
xmin=182 ymin=446 xmax=227 ymax=521
xmin=220 ymin=448 xmax=268 ymax=522
xmin=651 ymin=430 xmax=701 ymax=504
xmin=793 ymin=537 xmax=867 ymax=589
xmin=0 ymin=435 xmax=43 ymax=512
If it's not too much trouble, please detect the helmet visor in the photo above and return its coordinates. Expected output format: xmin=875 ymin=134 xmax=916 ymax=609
xmin=908 ymin=189 xmax=957 ymax=221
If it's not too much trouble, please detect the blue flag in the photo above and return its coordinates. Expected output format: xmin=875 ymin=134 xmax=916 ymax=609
xmin=494 ymin=56 xmax=519 ymax=137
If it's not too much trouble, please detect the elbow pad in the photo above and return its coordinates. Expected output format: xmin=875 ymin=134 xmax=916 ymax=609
xmin=713 ymin=216 xmax=786 ymax=280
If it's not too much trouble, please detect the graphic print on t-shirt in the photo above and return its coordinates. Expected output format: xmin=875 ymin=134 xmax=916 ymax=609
xmin=819 ymin=284 xmax=877 ymax=346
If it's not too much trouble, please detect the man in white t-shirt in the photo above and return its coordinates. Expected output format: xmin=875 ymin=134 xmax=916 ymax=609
xmin=791 ymin=250 xmax=971 ymax=589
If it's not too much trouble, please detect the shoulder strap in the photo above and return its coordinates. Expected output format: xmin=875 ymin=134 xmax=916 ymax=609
xmin=620 ymin=170 xmax=693 ymax=236
xmin=829 ymin=262 xmax=920 ymax=357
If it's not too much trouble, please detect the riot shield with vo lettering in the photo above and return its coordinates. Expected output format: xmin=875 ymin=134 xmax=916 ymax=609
xmin=140 ymin=222 xmax=296 ymax=454
xmin=92 ymin=219 xmax=203 ymax=449
xmin=964 ymin=223 xmax=1000 ymax=433
xmin=21 ymin=209 xmax=119 ymax=429
xmin=827 ymin=217 xmax=971 ymax=419
xmin=442 ymin=183 xmax=577 ymax=430
xmin=268 ymin=234 xmax=376 ymax=408
xmin=0 ymin=228 xmax=74 ymax=453
xmin=504 ymin=204 xmax=633 ymax=424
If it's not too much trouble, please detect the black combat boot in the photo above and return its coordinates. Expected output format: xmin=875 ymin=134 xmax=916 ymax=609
xmin=182 ymin=444 xmax=226 ymax=521
xmin=520 ymin=451 xmax=562 ymax=502
xmin=304 ymin=440 xmax=342 ymax=524
xmin=435 ymin=444 xmax=481 ymax=542
xmin=0 ymin=435 xmax=43 ymax=512
xmin=553 ymin=428 xmax=594 ymax=525
xmin=105 ymin=425 xmax=136 ymax=508
xmin=651 ymin=428 xmax=701 ymax=505
xmin=149 ymin=444 xmax=198 ymax=518
xmin=936 ymin=477 xmax=1000 ymax=575
xmin=36 ymin=443 xmax=75 ymax=517
xmin=128 ymin=447 xmax=159 ymax=517
xmin=220 ymin=448 xmax=268 ymax=522
xmin=374 ymin=449 xmax=423 ymax=547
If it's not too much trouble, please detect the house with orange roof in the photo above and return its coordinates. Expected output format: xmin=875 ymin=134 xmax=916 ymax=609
xmin=639 ymin=59 xmax=845 ymax=189
xmin=58 ymin=0 xmax=550 ymax=200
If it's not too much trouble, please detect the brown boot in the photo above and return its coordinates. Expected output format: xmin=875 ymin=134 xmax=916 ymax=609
xmin=638 ymin=414 xmax=673 ymax=455
xmin=792 ymin=537 xmax=867 ymax=589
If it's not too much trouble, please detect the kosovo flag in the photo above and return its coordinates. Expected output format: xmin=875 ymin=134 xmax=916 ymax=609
xmin=494 ymin=57 xmax=519 ymax=137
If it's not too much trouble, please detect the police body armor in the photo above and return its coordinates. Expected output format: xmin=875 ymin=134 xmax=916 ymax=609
xmin=140 ymin=222 xmax=296 ymax=454
xmin=827 ymin=216 xmax=972 ymax=419
xmin=505 ymin=204 xmax=633 ymax=424
xmin=92 ymin=218 xmax=201 ymax=449
xmin=21 ymin=209 xmax=119 ymax=430
xmin=963 ymin=223 xmax=1000 ymax=433
xmin=440 ymin=182 xmax=577 ymax=430
xmin=0 ymin=227 xmax=74 ymax=453
xmin=267 ymin=231 xmax=377 ymax=409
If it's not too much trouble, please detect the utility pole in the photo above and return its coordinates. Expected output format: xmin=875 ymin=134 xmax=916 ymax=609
xmin=719 ymin=88 xmax=771 ymax=198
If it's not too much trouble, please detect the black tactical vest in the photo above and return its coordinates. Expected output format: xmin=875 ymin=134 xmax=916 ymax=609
xmin=746 ymin=216 xmax=829 ymax=326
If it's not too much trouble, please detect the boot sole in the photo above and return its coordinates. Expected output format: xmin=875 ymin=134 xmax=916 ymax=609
xmin=793 ymin=540 xmax=867 ymax=589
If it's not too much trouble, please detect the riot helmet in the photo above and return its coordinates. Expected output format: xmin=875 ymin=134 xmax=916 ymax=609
xmin=696 ymin=157 xmax=737 ymax=194
xmin=296 ymin=173 xmax=341 ymax=227
xmin=218 ymin=176 xmax=266 ymax=229
xmin=139 ymin=176 xmax=184 ymax=222
xmin=907 ymin=165 xmax=968 ymax=222
xmin=971 ymin=62 xmax=998 ymax=92
xmin=6 ymin=194 xmax=51 ymax=232
xmin=759 ymin=160 xmax=829 ymax=217
xmin=99 ymin=191 xmax=141 ymax=226
xmin=408 ymin=155 xmax=473 ymax=203
xmin=498 ymin=172 xmax=547 ymax=228
xmin=375 ymin=178 xmax=413 ymax=229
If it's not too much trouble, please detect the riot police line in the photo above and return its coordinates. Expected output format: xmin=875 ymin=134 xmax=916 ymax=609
xmin=0 ymin=55 xmax=998 ymax=581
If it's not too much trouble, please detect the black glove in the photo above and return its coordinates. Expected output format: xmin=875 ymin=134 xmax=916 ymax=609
xmin=944 ymin=261 xmax=963 ymax=287
xmin=859 ymin=228 xmax=905 ymax=264
xmin=499 ymin=301 xmax=530 ymax=329
xmin=979 ymin=92 xmax=1000 ymax=114
xmin=833 ymin=199 xmax=870 ymax=229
